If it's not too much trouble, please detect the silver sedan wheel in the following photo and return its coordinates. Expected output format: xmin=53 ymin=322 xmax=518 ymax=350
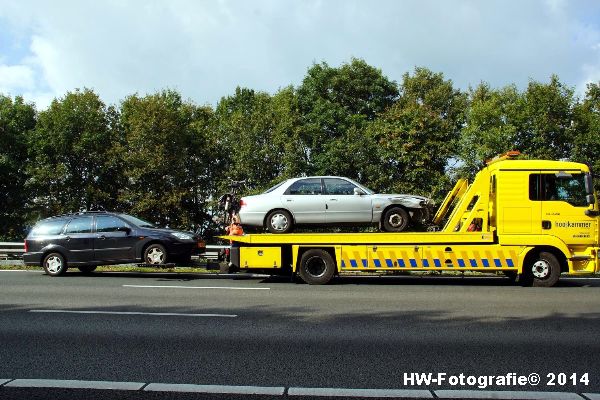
xmin=146 ymin=247 xmax=165 ymax=264
xmin=532 ymin=259 xmax=550 ymax=279
xmin=270 ymin=213 xmax=289 ymax=232
xmin=46 ymin=256 xmax=63 ymax=274
xmin=387 ymin=212 xmax=405 ymax=228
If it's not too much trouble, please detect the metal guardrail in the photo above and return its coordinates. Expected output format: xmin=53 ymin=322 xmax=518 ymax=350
xmin=0 ymin=242 xmax=25 ymax=260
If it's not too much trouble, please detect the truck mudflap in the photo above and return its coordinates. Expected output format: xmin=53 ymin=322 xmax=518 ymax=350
xmin=228 ymin=243 xmax=240 ymax=270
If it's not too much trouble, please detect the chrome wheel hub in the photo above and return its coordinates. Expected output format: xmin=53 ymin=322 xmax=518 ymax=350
xmin=388 ymin=213 xmax=404 ymax=228
xmin=532 ymin=260 xmax=550 ymax=279
xmin=271 ymin=214 xmax=289 ymax=231
xmin=46 ymin=256 xmax=62 ymax=273
xmin=147 ymin=248 xmax=165 ymax=264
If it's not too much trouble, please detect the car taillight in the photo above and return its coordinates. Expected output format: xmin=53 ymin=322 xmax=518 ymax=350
xmin=24 ymin=240 xmax=28 ymax=253
xmin=239 ymin=199 xmax=247 ymax=208
xmin=225 ymin=248 xmax=230 ymax=257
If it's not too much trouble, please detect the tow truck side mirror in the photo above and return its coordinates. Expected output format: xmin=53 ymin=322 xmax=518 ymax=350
xmin=586 ymin=194 xmax=595 ymax=206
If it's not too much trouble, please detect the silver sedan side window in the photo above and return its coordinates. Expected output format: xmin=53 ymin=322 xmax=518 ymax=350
xmin=324 ymin=178 xmax=358 ymax=195
xmin=287 ymin=178 xmax=322 ymax=195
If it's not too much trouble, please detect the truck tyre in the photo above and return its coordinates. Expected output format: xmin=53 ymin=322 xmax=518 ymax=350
xmin=43 ymin=252 xmax=68 ymax=276
xmin=266 ymin=209 xmax=293 ymax=234
xmin=144 ymin=243 xmax=168 ymax=265
xmin=78 ymin=266 xmax=97 ymax=274
xmin=523 ymin=251 xmax=561 ymax=287
xmin=381 ymin=207 xmax=410 ymax=232
xmin=298 ymin=249 xmax=336 ymax=285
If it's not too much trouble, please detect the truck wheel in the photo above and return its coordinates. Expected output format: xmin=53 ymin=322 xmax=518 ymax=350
xmin=144 ymin=243 xmax=168 ymax=265
xmin=266 ymin=210 xmax=293 ymax=233
xmin=43 ymin=252 xmax=68 ymax=276
xmin=78 ymin=266 xmax=97 ymax=274
xmin=523 ymin=251 xmax=561 ymax=287
xmin=381 ymin=207 xmax=409 ymax=232
xmin=298 ymin=249 xmax=336 ymax=285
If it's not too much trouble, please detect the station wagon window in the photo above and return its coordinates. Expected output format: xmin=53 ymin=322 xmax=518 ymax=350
xmin=324 ymin=178 xmax=358 ymax=195
xmin=64 ymin=216 xmax=93 ymax=234
xmin=30 ymin=219 xmax=68 ymax=236
xmin=96 ymin=216 xmax=130 ymax=233
xmin=287 ymin=178 xmax=322 ymax=195
xmin=529 ymin=173 xmax=587 ymax=207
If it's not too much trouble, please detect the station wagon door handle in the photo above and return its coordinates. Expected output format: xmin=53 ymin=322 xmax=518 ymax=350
xmin=65 ymin=236 xmax=71 ymax=241
xmin=98 ymin=235 xmax=106 ymax=240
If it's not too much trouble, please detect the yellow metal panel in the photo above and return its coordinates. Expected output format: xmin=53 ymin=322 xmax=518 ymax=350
xmin=240 ymin=247 xmax=281 ymax=269
xmin=420 ymin=245 xmax=522 ymax=270
xmin=219 ymin=232 xmax=494 ymax=245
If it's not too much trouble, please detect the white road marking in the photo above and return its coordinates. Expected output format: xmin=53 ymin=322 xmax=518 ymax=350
xmin=29 ymin=310 xmax=237 ymax=318
xmin=0 ymin=379 xmax=598 ymax=399
xmin=434 ymin=390 xmax=585 ymax=399
xmin=0 ymin=270 xmax=33 ymax=272
xmin=288 ymin=387 xmax=433 ymax=398
xmin=145 ymin=383 xmax=285 ymax=395
xmin=5 ymin=379 xmax=145 ymax=391
xmin=123 ymin=284 xmax=270 ymax=290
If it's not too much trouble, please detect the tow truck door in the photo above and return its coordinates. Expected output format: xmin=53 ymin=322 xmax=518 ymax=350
xmin=537 ymin=172 xmax=598 ymax=247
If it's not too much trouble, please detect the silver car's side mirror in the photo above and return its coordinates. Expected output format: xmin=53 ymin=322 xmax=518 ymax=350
xmin=353 ymin=188 xmax=364 ymax=196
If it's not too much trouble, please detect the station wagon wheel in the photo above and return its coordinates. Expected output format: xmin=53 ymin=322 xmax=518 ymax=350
xmin=144 ymin=243 xmax=167 ymax=265
xmin=266 ymin=210 xmax=293 ymax=234
xmin=381 ymin=207 xmax=409 ymax=232
xmin=522 ymin=251 xmax=561 ymax=287
xmin=299 ymin=249 xmax=336 ymax=285
xmin=43 ymin=252 xmax=68 ymax=277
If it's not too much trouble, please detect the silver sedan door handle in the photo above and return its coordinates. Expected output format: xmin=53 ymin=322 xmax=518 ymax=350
xmin=329 ymin=199 xmax=338 ymax=201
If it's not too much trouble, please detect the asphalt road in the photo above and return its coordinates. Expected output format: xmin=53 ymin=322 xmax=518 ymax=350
xmin=0 ymin=269 xmax=599 ymax=399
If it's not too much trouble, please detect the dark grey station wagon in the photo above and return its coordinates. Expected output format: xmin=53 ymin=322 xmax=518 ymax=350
xmin=24 ymin=211 xmax=202 ymax=276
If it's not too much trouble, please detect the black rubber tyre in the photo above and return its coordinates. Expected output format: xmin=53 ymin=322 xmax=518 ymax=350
xmin=266 ymin=209 xmax=294 ymax=234
xmin=78 ymin=265 xmax=97 ymax=274
xmin=522 ymin=251 xmax=561 ymax=287
xmin=298 ymin=249 xmax=336 ymax=285
xmin=42 ymin=252 xmax=68 ymax=277
xmin=381 ymin=207 xmax=410 ymax=232
xmin=143 ymin=243 xmax=168 ymax=265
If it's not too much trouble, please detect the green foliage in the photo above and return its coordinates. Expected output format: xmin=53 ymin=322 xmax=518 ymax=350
xmin=0 ymin=95 xmax=35 ymax=239
xmin=458 ymin=83 xmax=522 ymax=177
xmin=297 ymin=58 xmax=398 ymax=175
xmin=27 ymin=88 xmax=122 ymax=218
xmin=119 ymin=90 xmax=214 ymax=229
xmin=368 ymin=68 xmax=466 ymax=200
xmin=573 ymin=82 xmax=600 ymax=189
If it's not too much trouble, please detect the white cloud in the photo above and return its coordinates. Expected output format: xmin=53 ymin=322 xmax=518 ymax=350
xmin=0 ymin=0 xmax=599 ymax=108
xmin=0 ymin=63 xmax=35 ymax=92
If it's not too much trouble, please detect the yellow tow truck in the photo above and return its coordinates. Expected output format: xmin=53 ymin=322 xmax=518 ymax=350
xmin=223 ymin=153 xmax=600 ymax=286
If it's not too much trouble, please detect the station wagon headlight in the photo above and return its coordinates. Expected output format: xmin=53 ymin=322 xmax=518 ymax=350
xmin=171 ymin=232 xmax=193 ymax=240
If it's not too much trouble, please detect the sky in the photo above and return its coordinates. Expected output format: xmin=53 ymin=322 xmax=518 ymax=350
xmin=0 ymin=0 xmax=599 ymax=110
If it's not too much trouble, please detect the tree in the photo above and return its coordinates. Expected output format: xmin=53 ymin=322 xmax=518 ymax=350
xmin=297 ymin=58 xmax=398 ymax=174
xmin=518 ymin=75 xmax=575 ymax=160
xmin=0 ymin=95 xmax=35 ymax=239
xmin=213 ymin=86 xmax=307 ymax=196
xmin=458 ymin=83 xmax=523 ymax=176
xmin=119 ymin=90 xmax=214 ymax=229
xmin=573 ymin=82 xmax=600 ymax=189
xmin=368 ymin=67 xmax=467 ymax=200
xmin=27 ymin=89 xmax=122 ymax=217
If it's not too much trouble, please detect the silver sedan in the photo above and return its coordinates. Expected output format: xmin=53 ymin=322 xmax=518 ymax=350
xmin=238 ymin=176 xmax=434 ymax=233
